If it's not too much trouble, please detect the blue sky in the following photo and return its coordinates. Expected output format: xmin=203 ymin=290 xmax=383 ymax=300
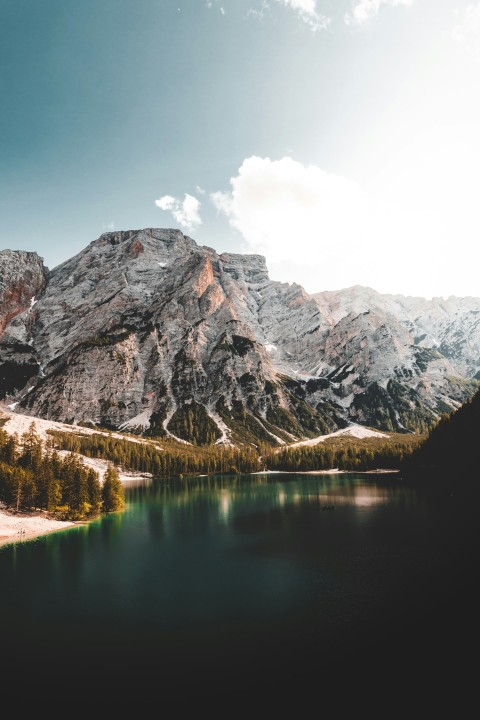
xmin=1 ymin=0 xmax=479 ymax=297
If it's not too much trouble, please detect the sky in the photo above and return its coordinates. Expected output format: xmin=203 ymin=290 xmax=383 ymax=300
xmin=1 ymin=0 xmax=480 ymax=299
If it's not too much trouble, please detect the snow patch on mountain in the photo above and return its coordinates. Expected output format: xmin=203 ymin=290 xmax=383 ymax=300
xmin=119 ymin=410 xmax=151 ymax=431
xmin=207 ymin=410 xmax=234 ymax=446
xmin=1 ymin=230 xmax=479 ymax=441
xmin=254 ymin=416 xmax=287 ymax=445
xmin=286 ymin=424 xmax=389 ymax=449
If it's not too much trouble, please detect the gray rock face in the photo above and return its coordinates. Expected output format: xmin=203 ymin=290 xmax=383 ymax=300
xmin=0 ymin=250 xmax=48 ymax=335
xmin=8 ymin=230 xmax=302 ymax=442
xmin=0 ymin=250 xmax=48 ymax=398
xmin=1 ymin=230 xmax=478 ymax=442
xmin=309 ymin=286 xmax=480 ymax=431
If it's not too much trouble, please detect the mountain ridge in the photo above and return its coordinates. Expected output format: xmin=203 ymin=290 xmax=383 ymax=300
xmin=1 ymin=229 xmax=478 ymax=446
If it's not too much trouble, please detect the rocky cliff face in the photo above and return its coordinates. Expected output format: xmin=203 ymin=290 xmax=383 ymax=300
xmin=0 ymin=250 xmax=48 ymax=398
xmin=309 ymin=286 xmax=480 ymax=431
xmin=1 ymin=230 xmax=478 ymax=444
xmin=0 ymin=250 xmax=48 ymax=335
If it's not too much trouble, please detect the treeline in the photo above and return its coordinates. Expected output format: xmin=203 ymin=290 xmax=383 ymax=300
xmin=50 ymin=427 xmax=424 ymax=476
xmin=0 ymin=423 xmax=124 ymax=520
xmin=262 ymin=433 xmax=424 ymax=472
xmin=3 ymin=396 xmax=476 ymax=522
xmin=167 ymin=402 xmax=222 ymax=445
xmin=48 ymin=430 xmax=263 ymax=477
xmin=401 ymin=389 xmax=480 ymax=483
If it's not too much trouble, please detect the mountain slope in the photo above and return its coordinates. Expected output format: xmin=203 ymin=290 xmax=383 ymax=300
xmin=0 ymin=250 xmax=48 ymax=397
xmin=401 ymin=387 xmax=480 ymax=483
xmin=3 ymin=230 xmax=341 ymax=444
xmin=1 ymin=229 xmax=478 ymax=444
xmin=309 ymin=285 xmax=479 ymax=432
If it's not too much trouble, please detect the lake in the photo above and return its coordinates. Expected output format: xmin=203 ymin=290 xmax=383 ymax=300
xmin=1 ymin=472 xmax=478 ymax=710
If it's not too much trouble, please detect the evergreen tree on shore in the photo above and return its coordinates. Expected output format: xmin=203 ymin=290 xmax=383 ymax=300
xmin=0 ymin=424 xmax=108 ymax=519
xmin=101 ymin=464 xmax=125 ymax=512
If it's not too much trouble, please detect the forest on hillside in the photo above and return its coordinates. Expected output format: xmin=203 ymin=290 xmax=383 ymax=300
xmin=262 ymin=433 xmax=423 ymax=472
xmin=2 ymin=386 xmax=478 ymax=520
xmin=401 ymin=388 xmax=480 ymax=483
xmin=50 ymin=425 xmax=421 ymax=477
xmin=0 ymin=423 xmax=124 ymax=519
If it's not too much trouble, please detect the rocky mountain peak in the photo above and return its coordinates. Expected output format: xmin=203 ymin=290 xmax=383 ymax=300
xmin=219 ymin=252 xmax=269 ymax=285
xmin=1 ymin=230 xmax=479 ymax=443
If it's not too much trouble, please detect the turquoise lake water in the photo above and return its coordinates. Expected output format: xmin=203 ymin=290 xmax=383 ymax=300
xmin=1 ymin=472 xmax=477 ymax=709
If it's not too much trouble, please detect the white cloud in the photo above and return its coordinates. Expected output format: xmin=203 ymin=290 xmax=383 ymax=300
xmin=155 ymin=193 xmax=202 ymax=230
xmin=275 ymin=0 xmax=330 ymax=31
xmin=345 ymin=0 xmax=413 ymax=26
xmin=106 ymin=221 xmax=115 ymax=230
xmin=248 ymin=1 xmax=270 ymax=21
xmin=206 ymin=0 xmax=226 ymax=13
xmin=211 ymin=156 xmax=365 ymax=292
xmin=155 ymin=195 xmax=176 ymax=211
xmin=452 ymin=3 xmax=480 ymax=59
xmin=211 ymin=132 xmax=480 ymax=298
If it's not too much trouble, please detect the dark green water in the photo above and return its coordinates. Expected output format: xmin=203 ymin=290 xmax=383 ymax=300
xmin=1 ymin=472 xmax=478 ymax=708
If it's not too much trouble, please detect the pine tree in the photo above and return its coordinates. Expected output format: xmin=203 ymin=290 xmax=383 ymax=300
xmin=101 ymin=464 xmax=125 ymax=512
xmin=47 ymin=472 xmax=62 ymax=514
xmin=87 ymin=468 xmax=102 ymax=516
xmin=0 ymin=431 xmax=18 ymax=465
xmin=19 ymin=423 xmax=43 ymax=475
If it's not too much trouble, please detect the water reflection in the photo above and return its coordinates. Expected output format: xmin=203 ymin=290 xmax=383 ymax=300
xmin=218 ymin=489 xmax=232 ymax=524
xmin=125 ymin=472 xmax=415 ymax=534
xmin=2 ymin=470 xmax=476 ymax=705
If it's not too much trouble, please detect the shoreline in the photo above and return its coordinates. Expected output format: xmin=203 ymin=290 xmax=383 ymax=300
xmin=251 ymin=468 xmax=400 ymax=475
xmin=0 ymin=467 xmax=400 ymax=549
xmin=0 ymin=466 xmax=152 ymax=549
xmin=0 ymin=401 xmax=399 ymax=549
xmin=0 ymin=504 xmax=81 ymax=549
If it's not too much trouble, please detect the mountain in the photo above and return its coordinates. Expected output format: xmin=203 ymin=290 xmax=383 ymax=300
xmin=0 ymin=229 xmax=478 ymax=445
xmin=0 ymin=250 xmax=48 ymax=396
xmin=309 ymin=285 xmax=480 ymax=431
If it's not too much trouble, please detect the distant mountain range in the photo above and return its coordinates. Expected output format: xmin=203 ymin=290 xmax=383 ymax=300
xmin=1 ymin=228 xmax=478 ymax=446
